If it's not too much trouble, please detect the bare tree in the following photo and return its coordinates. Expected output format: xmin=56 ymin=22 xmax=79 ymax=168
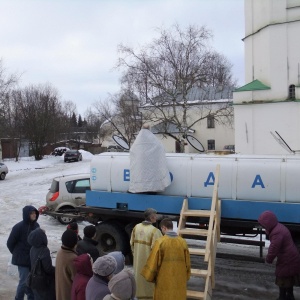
xmin=93 ymin=90 xmax=143 ymax=147
xmin=0 ymin=59 xmax=19 ymax=138
xmin=84 ymin=108 xmax=107 ymax=144
xmin=117 ymin=24 xmax=235 ymax=146
xmin=16 ymin=84 xmax=62 ymax=160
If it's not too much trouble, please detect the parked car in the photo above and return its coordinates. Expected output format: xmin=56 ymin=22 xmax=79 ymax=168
xmin=64 ymin=150 xmax=82 ymax=162
xmin=107 ymin=145 xmax=124 ymax=152
xmin=223 ymin=145 xmax=235 ymax=152
xmin=45 ymin=174 xmax=90 ymax=224
xmin=0 ymin=162 xmax=8 ymax=180
xmin=51 ymin=147 xmax=69 ymax=156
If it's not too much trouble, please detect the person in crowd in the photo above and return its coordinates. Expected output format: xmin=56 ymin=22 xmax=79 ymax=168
xmin=7 ymin=205 xmax=39 ymax=300
xmin=130 ymin=208 xmax=162 ymax=299
xmin=258 ymin=210 xmax=300 ymax=300
xmin=108 ymin=251 xmax=125 ymax=275
xmin=103 ymin=269 xmax=137 ymax=300
xmin=55 ymin=229 xmax=78 ymax=300
xmin=27 ymin=227 xmax=56 ymax=300
xmin=71 ymin=253 xmax=93 ymax=300
xmin=85 ymin=255 xmax=117 ymax=300
xmin=76 ymin=225 xmax=99 ymax=262
xmin=67 ymin=222 xmax=82 ymax=241
xmin=141 ymin=218 xmax=191 ymax=300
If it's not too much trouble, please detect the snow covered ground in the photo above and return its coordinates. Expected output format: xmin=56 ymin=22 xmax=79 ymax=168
xmin=1 ymin=152 xmax=299 ymax=299
xmin=0 ymin=152 xmax=93 ymax=299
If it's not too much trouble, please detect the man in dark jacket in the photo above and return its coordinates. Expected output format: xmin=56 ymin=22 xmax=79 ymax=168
xmin=7 ymin=205 xmax=39 ymax=300
xmin=76 ymin=225 xmax=99 ymax=262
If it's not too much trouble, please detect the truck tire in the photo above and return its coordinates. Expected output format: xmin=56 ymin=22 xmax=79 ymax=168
xmin=95 ymin=222 xmax=130 ymax=256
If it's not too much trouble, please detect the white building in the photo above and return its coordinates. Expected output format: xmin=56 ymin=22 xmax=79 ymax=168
xmin=143 ymin=87 xmax=235 ymax=153
xmin=233 ymin=0 xmax=300 ymax=154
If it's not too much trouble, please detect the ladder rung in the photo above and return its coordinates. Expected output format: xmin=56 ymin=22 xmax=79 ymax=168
xmin=182 ymin=210 xmax=215 ymax=217
xmin=187 ymin=290 xmax=205 ymax=299
xmin=188 ymin=248 xmax=206 ymax=256
xmin=178 ymin=228 xmax=208 ymax=236
xmin=191 ymin=268 xmax=208 ymax=277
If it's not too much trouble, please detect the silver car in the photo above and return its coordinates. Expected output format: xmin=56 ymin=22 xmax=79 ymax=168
xmin=46 ymin=173 xmax=90 ymax=224
xmin=0 ymin=162 xmax=8 ymax=180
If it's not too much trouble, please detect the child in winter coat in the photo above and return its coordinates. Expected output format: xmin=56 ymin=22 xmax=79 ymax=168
xmin=71 ymin=253 xmax=93 ymax=300
xmin=258 ymin=210 xmax=300 ymax=300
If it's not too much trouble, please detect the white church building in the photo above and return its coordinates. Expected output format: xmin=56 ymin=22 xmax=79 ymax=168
xmin=234 ymin=0 xmax=300 ymax=154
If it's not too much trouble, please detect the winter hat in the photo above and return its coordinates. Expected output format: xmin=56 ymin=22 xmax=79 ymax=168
xmin=93 ymin=255 xmax=117 ymax=277
xmin=84 ymin=225 xmax=96 ymax=238
xmin=67 ymin=222 xmax=79 ymax=233
xmin=108 ymin=251 xmax=125 ymax=274
xmin=61 ymin=229 xmax=78 ymax=249
xmin=108 ymin=270 xmax=136 ymax=300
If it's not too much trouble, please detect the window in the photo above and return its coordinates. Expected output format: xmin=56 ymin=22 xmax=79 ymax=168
xmin=289 ymin=84 xmax=295 ymax=99
xmin=73 ymin=179 xmax=90 ymax=193
xmin=207 ymin=115 xmax=215 ymax=128
xmin=208 ymin=139 xmax=215 ymax=150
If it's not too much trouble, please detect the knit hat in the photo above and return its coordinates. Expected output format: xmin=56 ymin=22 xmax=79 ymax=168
xmin=108 ymin=251 xmax=125 ymax=274
xmin=108 ymin=270 xmax=136 ymax=300
xmin=93 ymin=255 xmax=117 ymax=277
xmin=84 ymin=225 xmax=96 ymax=239
xmin=61 ymin=229 xmax=78 ymax=249
xmin=67 ymin=222 xmax=79 ymax=233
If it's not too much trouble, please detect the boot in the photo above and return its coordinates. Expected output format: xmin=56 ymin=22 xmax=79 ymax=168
xmin=286 ymin=286 xmax=295 ymax=300
xmin=277 ymin=287 xmax=286 ymax=300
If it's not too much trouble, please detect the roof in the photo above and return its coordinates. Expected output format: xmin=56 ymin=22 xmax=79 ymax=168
xmin=234 ymin=80 xmax=271 ymax=92
xmin=143 ymin=86 xmax=233 ymax=106
xmin=151 ymin=121 xmax=195 ymax=134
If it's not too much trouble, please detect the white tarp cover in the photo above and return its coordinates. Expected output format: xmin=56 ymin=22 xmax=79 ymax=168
xmin=128 ymin=128 xmax=171 ymax=193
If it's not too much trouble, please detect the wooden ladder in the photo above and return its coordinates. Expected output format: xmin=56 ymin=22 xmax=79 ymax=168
xmin=177 ymin=165 xmax=221 ymax=300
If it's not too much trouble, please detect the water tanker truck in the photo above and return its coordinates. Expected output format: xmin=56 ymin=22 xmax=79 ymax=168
xmin=44 ymin=152 xmax=300 ymax=256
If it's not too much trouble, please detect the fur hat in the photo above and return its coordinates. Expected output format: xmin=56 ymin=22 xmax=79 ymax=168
xmin=84 ymin=225 xmax=96 ymax=238
xmin=108 ymin=270 xmax=136 ymax=299
xmin=61 ymin=229 xmax=78 ymax=249
xmin=93 ymin=255 xmax=117 ymax=277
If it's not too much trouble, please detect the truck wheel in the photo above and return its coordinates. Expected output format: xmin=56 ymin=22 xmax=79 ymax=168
xmin=96 ymin=222 xmax=130 ymax=256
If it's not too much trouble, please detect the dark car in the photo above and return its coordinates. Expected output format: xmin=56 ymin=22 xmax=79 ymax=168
xmin=64 ymin=150 xmax=82 ymax=163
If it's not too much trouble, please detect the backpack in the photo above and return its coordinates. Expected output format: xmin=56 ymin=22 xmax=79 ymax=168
xmin=26 ymin=256 xmax=49 ymax=290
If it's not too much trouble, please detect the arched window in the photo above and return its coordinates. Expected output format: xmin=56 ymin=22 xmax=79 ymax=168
xmin=289 ymin=84 xmax=295 ymax=99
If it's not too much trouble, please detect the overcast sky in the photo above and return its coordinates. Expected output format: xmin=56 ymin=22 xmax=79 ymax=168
xmin=0 ymin=0 xmax=245 ymax=116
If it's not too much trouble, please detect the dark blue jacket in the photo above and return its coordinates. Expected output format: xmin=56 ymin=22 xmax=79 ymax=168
xmin=7 ymin=205 xmax=39 ymax=267
xmin=28 ymin=228 xmax=55 ymax=300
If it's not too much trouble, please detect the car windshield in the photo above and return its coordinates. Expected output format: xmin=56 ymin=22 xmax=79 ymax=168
xmin=67 ymin=150 xmax=78 ymax=154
